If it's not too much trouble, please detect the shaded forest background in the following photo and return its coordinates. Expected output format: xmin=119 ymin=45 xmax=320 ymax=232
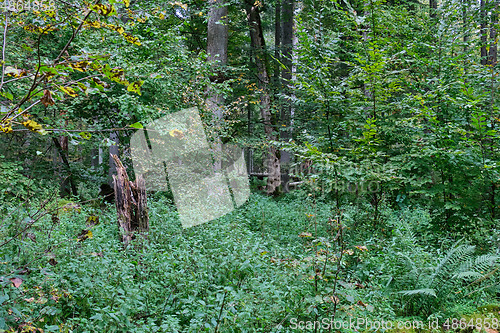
xmin=2 ymin=0 xmax=500 ymax=331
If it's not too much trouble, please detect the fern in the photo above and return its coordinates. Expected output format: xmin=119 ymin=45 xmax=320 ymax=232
xmin=388 ymin=220 xmax=499 ymax=317
xmin=398 ymin=288 xmax=437 ymax=297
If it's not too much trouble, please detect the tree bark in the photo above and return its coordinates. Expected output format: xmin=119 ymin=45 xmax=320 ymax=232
xmin=245 ymin=1 xmax=281 ymax=195
xmin=52 ymin=136 xmax=77 ymax=197
xmin=207 ymin=0 xmax=228 ymax=170
xmin=112 ymin=154 xmax=149 ymax=246
xmin=481 ymin=0 xmax=488 ymax=65
xmin=280 ymin=0 xmax=294 ymax=193
xmin=488 ymin=1 xmax=499 ymax=66
xmin=108 ymin=131 xmax=119 ymax=185
xmin=429 ymin=0 xmax=437 ymax=19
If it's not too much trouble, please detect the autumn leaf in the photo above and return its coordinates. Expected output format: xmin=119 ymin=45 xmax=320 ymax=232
xmin=170 ymin=1 xmax=187 ymax=10
xmin=77 ymin=229 xmax=93 ymax=242
xmin=104 ymin=23 xmax=125 ymax=34
xmin=86 ymin=215 xmax=99 ymax=226
xmin=22 ymin=119 xmax=43 ymax=132
xmin=91 ymin=3 xmax=117 ymax=16
xmin=69 ymin=61 xmax=90 ymax=72
xmin=0 ymin=123 xmax=12 ymax=133
xmin=59 ymin=86 xmax=78 ymax=97
xmin=127 ymin=80 xmax=143 ymax=95
xmin=23 ymin=24 xmax=57 ymax=34
xmin=5 ymin=66 xmax=27 ymax=77
xmin=40 ymin=90 xmax=55 ymax=107
xmin=85 ymin=21 xmax=101 ymax=29
xmin=79 ymin=132 xmax=92 ymax=140
xmin=122 ymin=32 xmax=141 ymax=46
xmin=4 ymin=66 xmax=18 ymax=76
xmin=105 ymin=67 xmax=129 ymax=85
xmin=9 ymin=277 xmax=22 ymax=288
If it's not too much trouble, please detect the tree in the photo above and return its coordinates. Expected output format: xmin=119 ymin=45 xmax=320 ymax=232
xmin=206 ymin=0 xmax=228 ymax=170
xmin=279 ymin=0 xmax=294 ymax=192
xmin=245 ymin=0 xmax=281 ymax=195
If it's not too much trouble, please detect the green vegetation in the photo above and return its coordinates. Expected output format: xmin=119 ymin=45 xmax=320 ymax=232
xmin=1 ymin=0 xmax=500 ymax=331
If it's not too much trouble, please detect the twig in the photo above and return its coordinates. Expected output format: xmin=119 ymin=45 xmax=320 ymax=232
xmin=11 ymin=127 xmax=135 ymax=133
xmin=54 ymin=0 xmax=100 ymax=64
xmin=9 ymin=100 xmax=41 ymax=121
xmin=214 ymin=290 xmax=228 ymax=333
xmin=1 ymin=0 xmax=100 ymax=121
xmin=0 ymin=13 xmax=8 ymax=92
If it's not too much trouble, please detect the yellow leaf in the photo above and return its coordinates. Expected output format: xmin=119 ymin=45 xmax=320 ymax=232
xmin=44 ymin=10 xmax=56 ymax=18
xmin=59 ymin=86 xmax=78 ymax=97
xmin=85 ymin=21 xmax=101 ymax=28
xmin=122 ymin=32 xmax=141 ymax=45
xmin=69 ymin=61 xmax=90 ymax=72
xmin=0 ymin=125 xmax=12 ymax=133
xmin=127 ymin=80 xmax=143 ymax=95
xmin=22 ymin=119 xmax=43 ymax=132
xmin=170 ymin=1 xmax=187 ymax=9
xmin=91 ymin=3 xmax=117 ymax=16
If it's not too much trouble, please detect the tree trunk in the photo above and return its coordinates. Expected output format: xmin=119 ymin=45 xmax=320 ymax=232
xmin=245 ymin=1 xmax=281 ymax=195
xmin=52 ymin=136 xmax=77 ymax=197
xmin=489 ymin=1 xmax=499 ymax=66
xmin=108 ymin=131 xmax=119 ymax=185
xmin=481 ymin=0 xmax=488 ymax=65
xmin=430 ymin=0 xmax=437 ymax=19
xmin=280 ymin=0 xmax=294 ymax=193
xmin=112 ymin=154 xmax=149 ymax=246
xmin=207 ymin=0 xmax=228 ymax=170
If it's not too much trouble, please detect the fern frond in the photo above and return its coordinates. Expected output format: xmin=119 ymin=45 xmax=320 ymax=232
xmin=398 ymin=288 xmax=437 ymax=297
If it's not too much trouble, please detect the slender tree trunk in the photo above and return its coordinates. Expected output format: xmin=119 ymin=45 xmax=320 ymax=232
xmin=429 ymin=0 xmax=437 ymax=19
xmin=481 ymin=0 xmax=488 ymax=65
xmin=280 ymin=0 xmax=294 ymax=193
xmin=52 ymin=137 xmax=77 ymax=196
xmin=489 ymin=1 xmax=498 ymax=218
xmin=206 ymin=0 xmax=228 ymax=170
xmin=109 ymin=131 xmax=119 ymax=185
xmin=245 ymin=1 xmax=281 ymax=195
xmin=463 ymin=0 xmax=469 ymax=51
xmin=91 ymin=148 xmax=99 ymax=169
xmin=488 ymin=1 xmax=498 ymax=66
xmin=274 ymin=0 xmax=281 ymax=87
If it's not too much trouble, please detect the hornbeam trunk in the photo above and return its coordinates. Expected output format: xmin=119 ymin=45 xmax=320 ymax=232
xmin=112 ymin=154 xmax=149 ymax=246
xmin=245 ymin=1 xmax=281 ymax=195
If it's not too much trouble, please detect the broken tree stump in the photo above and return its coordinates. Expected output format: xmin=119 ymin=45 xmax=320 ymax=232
xmin=112 ymin=154 xmax=149 ymax=246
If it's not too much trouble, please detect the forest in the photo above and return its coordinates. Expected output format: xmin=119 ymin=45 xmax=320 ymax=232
xmin=2 ymin=0 xmax=500 ymax=331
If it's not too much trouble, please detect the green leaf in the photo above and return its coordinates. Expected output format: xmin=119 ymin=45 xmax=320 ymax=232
xmin=79 ymin=132 xmax=92 ymax=140
xmin=129 ymin=122 xmax=143 ymax=129
xmin=399 ymin=288 xmax=437 ymax=297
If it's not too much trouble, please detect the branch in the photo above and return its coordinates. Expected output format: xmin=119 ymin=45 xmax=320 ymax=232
xmin=1 ymin=0 xmax=100 ymax=122
xmin=9 ymin=100 xmax=41 ymax=121
xmin=1 ymin=26 xmax=46 ymax=122
xmin=0 ymin=13 xmax=8 ymax=92
xmin=53 ymin=0 xmax=100 ymax=64
xmin=11 ymin=127 xmax=135 ymax=133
